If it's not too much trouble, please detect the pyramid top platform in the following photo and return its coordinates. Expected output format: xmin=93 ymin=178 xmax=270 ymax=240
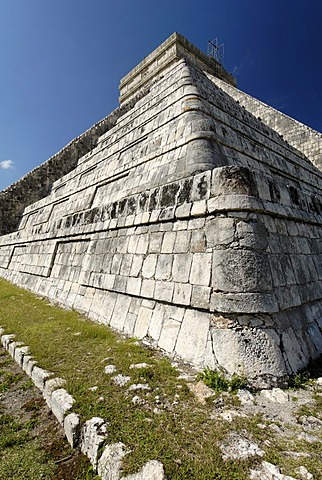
xmin=119 ymin=32 xmax=236 ymax=105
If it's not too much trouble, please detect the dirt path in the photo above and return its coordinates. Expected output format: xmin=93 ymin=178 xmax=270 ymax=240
xmin=0 ymin=346 xmax=97 ymax=480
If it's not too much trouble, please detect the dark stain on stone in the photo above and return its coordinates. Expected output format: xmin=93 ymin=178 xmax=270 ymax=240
xmin=269 ymin=181 xmax=281 ymax=203
xmin=196 ymin=175 xmax=208 ymax=199
xmin=127 ymin=197 xmax=137 ymax=215
xmin=160 ymin=184 xmax=180 ymax=207
xmin=149 ymin=189 xmax=158 ymax=211
xmin=178 ymin=178 xmax=193 ymax=204
xmin=139 ymin=192 xmax=148 ymax=211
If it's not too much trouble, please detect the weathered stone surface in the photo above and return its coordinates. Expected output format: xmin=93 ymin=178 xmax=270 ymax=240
xmin=51 ymin=388 xmax=75 ymax=424
xmin=1 ymin=32 xmax=322 ymax=384
xmin=260 ymin=388 xmax=290 ymax=404
xmin=97 ymin=443 xmax=126 ymax=480
xmin=81 ymin=417 xmax=108 ymax=467
xmin=220 ymin=434 xmax=264 ymax=460
xmin=43 ymin=377 xmax=66 ymax=407
xmin=250 ymin=461 xmax=304 ymax=480
xmin=64 ymin=413 xmax=80 ymax=448
xmin=121 ymin=460 xmax=166 ymax=480
xmin=31 ymin=365 xmax=53 ymax=391
xmin=175 ymin=310 xmax=210 ymax=366
xmin=211 ymin=328 xmax=286 ymax=378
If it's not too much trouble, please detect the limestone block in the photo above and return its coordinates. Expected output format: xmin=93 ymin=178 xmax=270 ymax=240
xmin=188 ymin=217 xmax=205 ymax=230
xmin=22 ymin=355 xmax=37 ymax=376
xmin=43 ymin=377 xmax=66 ymax=408
xmin=81 ymin=417 xmax=108 ymax=467
xmin=307 ymin=321 xmax=322 ymax=352
xmin=236 ymin=220 xmax=268 ymax=250
xmin=31 ymin=365 xmax=53 ymax=391
xmin=211 ymin=327 xmax=286 ymax=378
xmin=211 ymin=166 xmax=259 ymax=197
xmin=8 ymin=341 xmax=24 ymax=359
xmin=97 ymin=442 xmax=126 ymax=480
xmin=51 ymin=388 xmax=75 ymax=424
xmin=130 ymin=255 xmax=144 ymax=276
xmin=207 ymin=194 xmax=263 ymax=214
xmin=173 ymin=282 xmax=192 ymax=305
xmin=140 ymin=279 xmax=155 ymax=298
xmin=120 ymin=254 xmax=134 ymax=276
xmin=154 ymin=281 xmax=174 ymax=303
xmin=210 ymin=292 xmax=279 ymax=314
xmin=155 ymin=254 xmax=173 ymax=280
xmin=173 ymin=230 xmax=191 ymax=253
xmin=64 ymin=413 xmax=80 ymax=448
xmin=172 ymin=253 xmax=192 ymax=282
xmin=191 ymin=199 xmax=207 ymax=216
xmin=15 ymin=346 xmax=29 ymax=367
xmin=1 ymin=334 xmax=15 ymax=348
xmin=110 ymin=295 xmax=131 ymax=331
xmin=190 ymin=253 xmax=211 ymax=286
xmin=121 ymin=460 xmax=166 ymax=480
xmin=158 ymin=318 xmax=181 ymax=353
xmin=148 ymin=232 xmax=164 ymax=253
xmin=134 ymin=307 xmax=153 ymax=339
xmin=136 ymin=235 xmax=149 ymax=254
xmin=175 ymin=310 xmax=210 ymax=366
xmin=142 ymin=254 xmax=158 ymax=278
xmin=281 ymin=328 xmax=309 ymax=373
xmin=212 ymin=249 xmax=272 ymax=293
xmin=260 ymin=388 xmax=289 ymax=404
xmin=205 ymin=217 xmax=235 ymax=248
xmin=191 ymin=285 xmax=211 ymax=309
xmin=148 ymin=303 xmax=165 ymax=342
xmin=175 ymin=202 xmax=191 ymax=218
xmin=190 ymin=230 xmax=206 ymax=253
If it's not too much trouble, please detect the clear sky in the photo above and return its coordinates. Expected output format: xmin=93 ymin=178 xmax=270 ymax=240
xmin=0 ymin=0 xmax=321 ymax=191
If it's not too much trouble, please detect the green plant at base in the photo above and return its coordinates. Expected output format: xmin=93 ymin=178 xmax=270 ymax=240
xmin=197 ymin=368 xmax=247 ymax=393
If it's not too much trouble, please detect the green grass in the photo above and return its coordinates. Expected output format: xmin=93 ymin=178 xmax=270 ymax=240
xmin=197 ymin=368 xmax=247 ymax=393
xmin=0 ymin=278 xmax=321 ymax=479
xmin=0 ymin=346 xmax=103 ymax=480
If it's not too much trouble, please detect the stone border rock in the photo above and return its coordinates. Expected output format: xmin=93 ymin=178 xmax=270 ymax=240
xmin=0 ymin=327 xmax=166 ymax=480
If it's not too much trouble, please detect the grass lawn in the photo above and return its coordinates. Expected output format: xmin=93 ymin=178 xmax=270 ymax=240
xmin=0 ymin=278 xmax=321 ymax=479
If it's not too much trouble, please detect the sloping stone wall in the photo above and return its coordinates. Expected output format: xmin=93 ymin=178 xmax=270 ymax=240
xmin=0 ymin=33 xmax=321 ymax=384
xmin=210 ymin=75 xmax=322 ymax=170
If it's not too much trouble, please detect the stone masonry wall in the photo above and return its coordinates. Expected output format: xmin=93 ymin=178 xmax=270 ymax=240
xmin=0 ymin=93 xmax=148 ymax=236
xmin=210 ymin=75 xmax=322 ymax=170
xmin=0 ymin=34 xmax=322 ymax=384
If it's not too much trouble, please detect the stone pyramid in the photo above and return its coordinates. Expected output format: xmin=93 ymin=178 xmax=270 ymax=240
xmin=1 ymin=33 xmax=322 ymax=385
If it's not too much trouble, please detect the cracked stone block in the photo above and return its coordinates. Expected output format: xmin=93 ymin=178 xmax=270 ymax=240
xmin=97 ymin=442 xmax=126 ymax=480
xmin=14 ymin=345 xmax=29 ymax=366
xmin=81 ymin=417 xmax=108 ymax=467
xmin=211 ymin=327 xmax=286 ymax=378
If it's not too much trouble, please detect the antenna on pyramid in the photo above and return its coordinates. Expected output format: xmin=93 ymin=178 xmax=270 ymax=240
xmin=207 ymin=38 xmax=224 ymax=65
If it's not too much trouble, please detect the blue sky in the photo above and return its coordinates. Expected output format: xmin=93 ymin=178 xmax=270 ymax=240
xmin=0 ymin=0 xmax=321 ymax=191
